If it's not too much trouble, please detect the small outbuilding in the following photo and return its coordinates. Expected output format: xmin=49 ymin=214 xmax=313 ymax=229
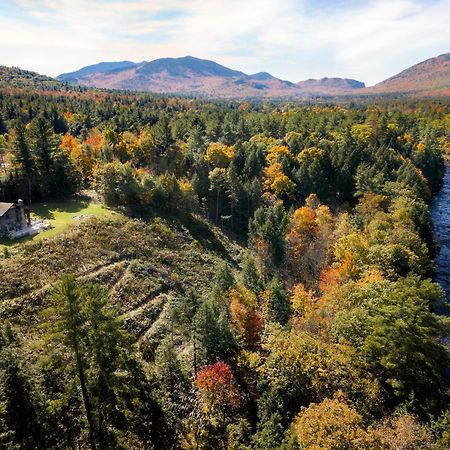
xmin=0 ymin=200 xmax=31 ymax=236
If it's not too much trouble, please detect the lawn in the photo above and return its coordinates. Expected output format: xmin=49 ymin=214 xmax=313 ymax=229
xmin=0 ymin=197 xmax=113 ymax=250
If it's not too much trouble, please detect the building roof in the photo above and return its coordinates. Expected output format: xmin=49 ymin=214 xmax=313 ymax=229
xmin=0 ymin=202 xmax=14 ymax=217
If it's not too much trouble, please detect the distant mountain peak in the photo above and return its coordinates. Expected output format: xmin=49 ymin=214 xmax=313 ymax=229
xmin=249 ymin=72 xmax=276 ymax=80
xmin=296 ymin=77 xmax=365 ymax=94
xmin=58 ymin=61 xmax=139 ymax=82
xmin=135 ymin=56 xmax=245 ymax=78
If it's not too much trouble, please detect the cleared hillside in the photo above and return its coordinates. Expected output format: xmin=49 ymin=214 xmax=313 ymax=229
xmin=0 ymin=214 xmax=242 ymax=354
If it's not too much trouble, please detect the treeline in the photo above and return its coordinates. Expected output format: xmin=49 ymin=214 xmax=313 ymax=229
xmin=0 ymin=88 xmax=450 ymax=449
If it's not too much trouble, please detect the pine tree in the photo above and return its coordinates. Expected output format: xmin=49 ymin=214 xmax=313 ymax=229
xmin=194 ymin=299 xmax=238 ymax=365
xmin=45 ymin=276 xmax=173 ymax=448
xmin=49 ymin=275 xmax=97 ymax=449
xmin=11 ymin=120 xmax=33 ymax=203
xmin=242 ymin=254 xmax=263 ymax=293
xmin=264 ymin=278 xmax=291 ymax=326
xmin=0 ymin=322 xmax=47 ymax=449
xmin=212 ymin=262 xmax=235 ymax=299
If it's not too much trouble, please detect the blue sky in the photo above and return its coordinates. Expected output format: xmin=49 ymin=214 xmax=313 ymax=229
xmin=0 ymin=0 xmax=449 ymax=85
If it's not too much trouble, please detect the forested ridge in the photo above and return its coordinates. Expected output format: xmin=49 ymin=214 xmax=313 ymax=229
xmin=0 ymin=84 xmax=449 ymax=449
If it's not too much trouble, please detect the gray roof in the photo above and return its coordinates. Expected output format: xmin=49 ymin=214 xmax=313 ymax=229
xmin=0 ymin=202 xmax=14 ymax=217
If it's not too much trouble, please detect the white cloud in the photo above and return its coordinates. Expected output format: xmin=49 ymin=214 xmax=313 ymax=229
xmin=0 ymin=0 xmax=449 ymax=85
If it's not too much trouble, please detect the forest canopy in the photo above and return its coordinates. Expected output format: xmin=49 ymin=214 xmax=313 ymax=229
xmin=0 ymin=85 xmax=449 ymax=449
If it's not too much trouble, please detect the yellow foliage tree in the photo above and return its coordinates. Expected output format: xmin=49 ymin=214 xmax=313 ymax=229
xmin=297 ymin=147 xmax=324 ymax=165
xmin=229 ymin=287 xmax=264 ymax=350
xmin=351 ymin=124 xmax=373 ymax=144
xmin=266 ymin=145 xmax=293 ymax=165
xmin=205 ymin=142 xmax=234 ymax=168
xmin=264 ymin=162 xmax=295 ymax=198
xmin=290 ymin=283 xmax=316 ymax=317
xmin=60 ymin=133 xmax=96 ymax=183
xmin=293 ymin=397 xmax=378 ymax=450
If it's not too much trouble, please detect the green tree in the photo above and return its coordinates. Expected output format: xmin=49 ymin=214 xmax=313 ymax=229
xmin=212 ymin=262 xmax=235 ymax=299
xmin=194 ymin=299 xmax=238 ymax=365
xmin=249 ymin=202 xmax=288 ymax=270
xmin=44 ymin=275 xmax=140 ymax=449
xmin=242 ymin=254 xmax=263 ymax=293
xmin=28 ymin=116 xmax=57 ymax=194
xmin=153 ymin=337 xmax=190 ymax=444
xmin=11 ymin=120 xmax=33 ymax=203
xmin=0 ymin=322 xmax=47 ymax=449
xmin=48 ymin=275 xmax=97 ymax=449
xmin=361 ymin=278 xmax=449 ymax=413
xmin=263 ymin=278 xmax=291 ymax=326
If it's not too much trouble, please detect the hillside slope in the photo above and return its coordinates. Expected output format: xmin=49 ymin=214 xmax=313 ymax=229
xmin=369 ymin=52 xmax=450 ymax=95
xmin=0 ymin=214 xmax=242 ymax=354
xmin=0 ymin=66 xmax=64 ymax=90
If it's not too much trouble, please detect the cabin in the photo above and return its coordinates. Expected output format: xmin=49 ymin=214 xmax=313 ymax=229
xmin=0 ymin=200 xmax=31 ymax=236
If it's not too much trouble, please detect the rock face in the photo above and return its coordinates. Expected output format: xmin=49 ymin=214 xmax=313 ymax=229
xmin=57 ymin=56 xmax=362 ymax=97
xmin=369 ymin=52 xmax=450 ymax=95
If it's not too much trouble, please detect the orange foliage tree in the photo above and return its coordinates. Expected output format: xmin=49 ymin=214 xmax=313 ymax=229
xmin=229 ymin=287 xmax=264 ymax=350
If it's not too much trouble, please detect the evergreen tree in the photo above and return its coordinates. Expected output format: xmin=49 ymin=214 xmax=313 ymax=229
xmin=0 ymin=322 xmax=47 ymax=449
xmin=11 ymin=120 xmax=33 ymax=203
xmin=194 ymin=299 xmax=238 ymax=365
xmin=264 ymin=278 xmax=291 ymax=326
xmin=154 ymin=337 xmax=190 ymax=442
xmin=48 ymin=275 xmax=97 ymax=449
xmin=45 ymin=276 xmax=147 ymax=449
xmin=212 ymin=262 xmax=235 ymax=299
xmin=242 ymin=254 xmax=263 ymax=293
xmin=28 ymin=116 xmax=55 ymax=180
xmin=249 ymin=203 xmax=288 ymax=269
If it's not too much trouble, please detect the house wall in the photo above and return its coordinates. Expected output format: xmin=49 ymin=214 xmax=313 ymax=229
xmin=0 ymin=207 xmax=22 ymax=233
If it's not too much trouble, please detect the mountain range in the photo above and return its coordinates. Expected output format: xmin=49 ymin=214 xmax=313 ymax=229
xmin=2 ymin=53 xmax=449 ymax=98
xmin=56 ymin=53 xmax=449 ymax=98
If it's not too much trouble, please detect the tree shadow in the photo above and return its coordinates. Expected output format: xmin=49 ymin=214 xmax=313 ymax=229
xmin=179 ymin=214 xmax=235 ymax=264
xmin=31 ymin=197 xmax=90 ymax=220
xmin=129 ymin=206 xmax=236 ymax=265
xmin=0 ymin=233 xmax=35 ymax=248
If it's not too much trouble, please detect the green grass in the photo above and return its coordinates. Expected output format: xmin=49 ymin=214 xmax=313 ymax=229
xmin=0 ymin=197 xmax=113 ymax=250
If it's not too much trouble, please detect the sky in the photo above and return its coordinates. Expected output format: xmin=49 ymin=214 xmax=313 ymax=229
xmin=0 ymin=0 xmax=449 ymax=86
